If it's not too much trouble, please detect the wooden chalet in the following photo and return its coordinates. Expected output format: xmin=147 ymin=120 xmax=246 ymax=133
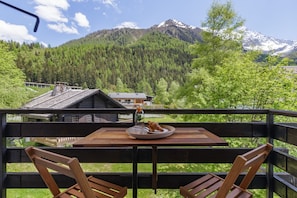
xmin=21 ymin=84 xmax=125 ymax=146
xmin=22 ymin=84 xmax=125 ymax=122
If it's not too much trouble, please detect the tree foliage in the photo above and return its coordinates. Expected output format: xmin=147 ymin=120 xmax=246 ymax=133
xmin=191 ymin=0 xmax=244 ymax=73
xmin=154 ymin=78 xmax=170 ymax=105
xmin=179 ymin=1 xmax=297 ymax=118
xmin=2 ymin=1 xmax=296 ymax=112
xmin=10 ymin=33 xmax=192 ymax=97
xmin=0 ymin=42 xmax=29 ymax=108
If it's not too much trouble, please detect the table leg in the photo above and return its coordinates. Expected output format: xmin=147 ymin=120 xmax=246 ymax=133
xmin=132 ymin=146 xmax=138 ymax=198
xmin=152 ymin=145 xmax=158 ymax=194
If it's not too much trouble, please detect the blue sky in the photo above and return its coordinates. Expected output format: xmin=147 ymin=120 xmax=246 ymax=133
xmin=0 ymin=0 xmax=296 ymax=47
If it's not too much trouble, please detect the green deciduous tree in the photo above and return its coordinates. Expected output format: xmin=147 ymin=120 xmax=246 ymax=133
xmin=115 ymin=77 xmax=131 ymax=92
xmin=179 ymin=1 xmax=245 ymax=108
xmin=0 ymin=42 xmax=28 ymax=108
xmin=167 ymin=81 xmax=181 ymax=108
xmin=179 ymin=1 xmax=297 ymax=117
xmin=136 ymin=80 xmax=153 ymax=96
xmin=154 ymin=78 xmax=169 ymax=105
xmin=191 ymin=0 xmax=244 ymax=73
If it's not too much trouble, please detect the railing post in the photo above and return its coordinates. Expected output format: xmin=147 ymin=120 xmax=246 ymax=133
xmin=0 ymin=113 xmax=7 ymax=198
xmin=266 ymin=111 xmax=274 ymax=198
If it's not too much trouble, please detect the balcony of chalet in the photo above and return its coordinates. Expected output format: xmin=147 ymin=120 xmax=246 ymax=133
xmin=1 ymin=108 xmax=297 ymax=197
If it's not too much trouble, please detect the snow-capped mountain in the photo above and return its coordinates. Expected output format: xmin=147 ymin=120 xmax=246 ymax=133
xmin=157 ymin=19 xmax=196 ymax=29
xmin=240 ymin=26 xmax=297 ymax=56
xmin=157 ymin=19 xmax=297 ymax=56
xmin=66 ymin=19 xmax=297 ymax=57
xmin=151 ymin=19 xmax=203 ymax=43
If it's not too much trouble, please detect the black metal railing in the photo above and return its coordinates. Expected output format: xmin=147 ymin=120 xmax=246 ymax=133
xmin=0 ymin=109 xmax=297 ymax=197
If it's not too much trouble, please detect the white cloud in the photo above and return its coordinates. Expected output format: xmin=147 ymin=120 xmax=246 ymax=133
xmin=0 ymin=20 xmax=37 ymax=43
xmin=102 ymin=0 xmax=116 ymax=6
xmin=74 ymin=12 xmax=90 ymax=28
xmin=34 ymin=5 xmax=68 ymax=23
xmin=33 ymin=0 xmax=70 ymax=25
xmin=115 ymin=22 xmax=139 ymax=29
xmin=33 ymin=0 xmax=85 ymax=35
xmin=48 ymin=23 xmax=79 ymax=34
xmin=33 ymin=0 xmax=70 ymax=10
xmin=101 ymin=0 xmax=121 ymax=13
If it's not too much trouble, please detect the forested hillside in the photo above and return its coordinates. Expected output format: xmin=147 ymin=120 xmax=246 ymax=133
xmin=4 ymin=16 xmax=293 ymax=104
xmin=10 ymin=30 xmax=193 ymax=94
xmin=1 ymin=2 xmax=296 ymax=112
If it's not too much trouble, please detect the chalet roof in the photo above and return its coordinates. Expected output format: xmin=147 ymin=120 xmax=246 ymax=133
xmin=108 ymin=92 xmax=147 ymax=99
xmin=22 ymin=88 xmax=124 ymax=119
xmin=22 ymin=89 xmax=124 ymax=109
xmin=22 ymin=89 xmax=104 ymax=109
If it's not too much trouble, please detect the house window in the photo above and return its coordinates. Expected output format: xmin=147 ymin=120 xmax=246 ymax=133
xmin=125 ymin=99 xmax=132 ymax=104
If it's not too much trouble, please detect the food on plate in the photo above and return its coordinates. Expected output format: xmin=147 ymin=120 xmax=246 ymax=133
xmin=148 ymin=121 xmax=164 ymax=132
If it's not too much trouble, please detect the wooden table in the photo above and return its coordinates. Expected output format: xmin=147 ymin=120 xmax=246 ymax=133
xmin=73 ymin=127 xmax=228 ymax=198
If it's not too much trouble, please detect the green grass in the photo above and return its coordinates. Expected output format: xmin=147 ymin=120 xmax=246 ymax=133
xmin=7 ymin=189 xmax=52 ymax=198
xmin=7 ymin=189 xmax=180 ymax=198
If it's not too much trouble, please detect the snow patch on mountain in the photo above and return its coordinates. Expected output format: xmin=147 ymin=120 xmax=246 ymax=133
xmin=158 ymin=19 xmax=196 ymax=29
xmin=196 ymin=25 xmax=297 ymax=56
xmin=240 ymin=26 xmax=297 ymax=55
xmin=116 ymin=19 xmax=297 ymax=56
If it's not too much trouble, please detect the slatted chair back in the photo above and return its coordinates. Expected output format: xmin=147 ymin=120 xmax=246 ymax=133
xmin=25 ymin=146 xmax=127 ymax=198
xmin=217 ymin=143 xmax=273 ymax=197
xmin=180 ymin=143 xmax=273 ymax=198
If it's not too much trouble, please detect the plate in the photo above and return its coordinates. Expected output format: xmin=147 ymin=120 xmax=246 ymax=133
xmin=126 ymin=125 xmax=175 ymax=139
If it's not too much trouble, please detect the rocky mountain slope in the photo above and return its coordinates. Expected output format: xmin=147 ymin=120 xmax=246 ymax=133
xmin=240 ymin=26 xmax=297 ymax=56
xmin=64 ymin=19 xmax=297 ymax=57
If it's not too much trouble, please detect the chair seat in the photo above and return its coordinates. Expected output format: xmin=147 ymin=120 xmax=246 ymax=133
xmin=180 ymin=143 xmax=273 ymax=198
xmin=55 ymin=176 xmax=127 ymax=198
xmin=25 ymin=146 xmax=127 ymax=198
xmin=180 ymin=173 xmax=252 ymax=198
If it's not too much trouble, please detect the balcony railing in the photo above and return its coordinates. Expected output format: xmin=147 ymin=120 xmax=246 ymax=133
xmin=0 ymin=108 xmax=297 ymax=197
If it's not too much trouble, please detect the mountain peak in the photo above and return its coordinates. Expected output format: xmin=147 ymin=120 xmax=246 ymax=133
xmin=240 ymin=26 xmax=297 ymax=55
xmin=63 ymin=19 xmax=297 ymax=57
xmin=157 ymin=19 xmax=196 ymax=29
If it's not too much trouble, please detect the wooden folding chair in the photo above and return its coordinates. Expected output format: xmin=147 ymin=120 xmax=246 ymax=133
xmin=25 ymin=146 xmax=127 ymax=198
xmin=180 ymin=143 xmax=273 ymax=198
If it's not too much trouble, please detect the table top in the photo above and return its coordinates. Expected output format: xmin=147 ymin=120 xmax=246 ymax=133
xmin=73 ymin=127 xmax=228 ymax=147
